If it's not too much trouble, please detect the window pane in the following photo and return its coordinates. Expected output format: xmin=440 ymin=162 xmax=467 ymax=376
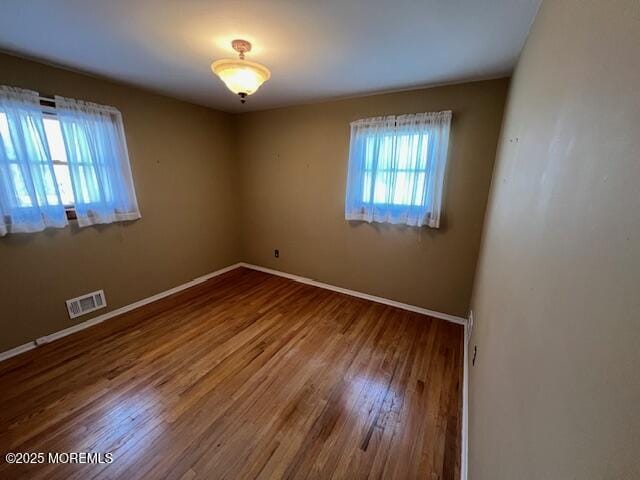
xmin=53 ymin=164 xmax=75 ymax=206
xmin=362 ymin=132 xmax=430 ymax=207
xmin=418 ymin=134 xmax=429 ymax=169
xmin=392 ymin=172 xmax=412 ymax=205
xmin=43 ymin=117 xmax=75 ymax=206
xmin=9 ymin=164 xmax=33 ymax=207
xmin=0 ymin=112 xmax=17 ymax=159
xmin=36 ymin=163 xmax=60 ymax=206
xmin=362 ymin=171 xmax=372 ymax=202
xmin=77 ymin=165 xmax=100 ymax=203
xmin=43 ymin=117 xmax=68 ymax=163
xmin=396 ymin=133 xmax=429 ymax=170
xmin=390 ymin=172 xmax=427 ymax=206
xmin=1 ymin=114 xmax=74 ymax=207
xmin=377 ymin=136 xmax=393 ymax=170
xmin=364 ymin=137 xmax=375 ymax=170
xmin=415 ymin=172 xmax=426 ymax=205
xmin=373 ymin=171 xmax=390 ymax=204
xmin=397 ymin=135 xmax=411 ymax=170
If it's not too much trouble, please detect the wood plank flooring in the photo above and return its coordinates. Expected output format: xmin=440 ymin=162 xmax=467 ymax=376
xmin=0 ymin=267 xmax=463 ymax=480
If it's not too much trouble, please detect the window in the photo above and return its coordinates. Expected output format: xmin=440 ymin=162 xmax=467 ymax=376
xmin=345 ymin=111 xmax=451 ymax=228
xmin=0 ymin=85 xmax=140 ymax=236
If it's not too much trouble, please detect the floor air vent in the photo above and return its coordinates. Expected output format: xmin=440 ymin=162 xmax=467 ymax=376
xmin=66 ymin=290 xmax=107 ymax=319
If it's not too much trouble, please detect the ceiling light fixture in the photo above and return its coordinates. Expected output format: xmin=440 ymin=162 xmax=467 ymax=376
xmin=211 ymin=39 xmax=271 ymax=104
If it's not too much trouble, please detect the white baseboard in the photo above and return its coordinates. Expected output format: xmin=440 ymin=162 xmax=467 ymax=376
xmin=240 ymin=262 xmax=469 ymax=479
xmin=1 ymin=260 xmax=467 ymax=365
xmin=461 ymin=319 xmax=470 ymax=480
xmin=0 ymin=262 xmax=243 ymax=363
xmin=0 ymin=260 xmax=470 ymax=477
xmin=238 ymin=262 xmax=468 ymax=326
xmin=0 ymin=342 xmax=36 ymax=363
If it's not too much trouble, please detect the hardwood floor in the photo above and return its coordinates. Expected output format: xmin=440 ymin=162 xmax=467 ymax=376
xmin=0 ymin=267 xmax=463 ymax=480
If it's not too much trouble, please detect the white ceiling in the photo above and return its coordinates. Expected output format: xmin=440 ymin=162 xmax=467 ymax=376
xmin=0 ymin=0 xmax=541 ymax=113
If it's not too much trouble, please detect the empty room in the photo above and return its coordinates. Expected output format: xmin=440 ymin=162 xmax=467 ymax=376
xmin=0 ymin=1 xmax=638 ymax=479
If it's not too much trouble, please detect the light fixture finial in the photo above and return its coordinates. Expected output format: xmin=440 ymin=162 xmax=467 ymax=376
xmin=231 ymin=39 xmax=252 ymax=60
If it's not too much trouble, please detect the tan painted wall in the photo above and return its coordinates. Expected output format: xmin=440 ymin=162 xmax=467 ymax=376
xmin=0 ymin=53 xmax=241 ymax=352
xmin=236 ymin=79 xmax=508 ymax=317
xmin=0 ymin=54 xmax=508 ymax=353
xmin=469 ymin=1 xmax=640 ymax=478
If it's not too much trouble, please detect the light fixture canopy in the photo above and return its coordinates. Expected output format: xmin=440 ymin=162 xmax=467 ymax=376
xmin=211 ymin=39 xmax=271 ymax=103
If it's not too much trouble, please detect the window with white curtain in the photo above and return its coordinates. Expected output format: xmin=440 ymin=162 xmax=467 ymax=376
xmin=0 ymin=85 xmax=140 ymax=236
xmin=344 ymin=111 xmax=452 ymax=228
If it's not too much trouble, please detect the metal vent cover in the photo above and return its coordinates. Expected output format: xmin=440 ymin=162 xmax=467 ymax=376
xmin=66 ymin=290 xmax=107 ymax=319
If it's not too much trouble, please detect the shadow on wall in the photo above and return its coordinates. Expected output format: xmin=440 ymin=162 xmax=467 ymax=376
xmin=347 ymin=218 xmax=448 ymax=236
xmin=0 ymin=219 xmax=140 ymax=247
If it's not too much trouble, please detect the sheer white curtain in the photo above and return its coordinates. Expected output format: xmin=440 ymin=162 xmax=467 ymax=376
xmin=0 ymin=86 xmax=67 ymax=236
xmin=345 ymin=111 xmax=452 ymax=228
xmin=55 ymin=96 xmax=140 ymax=227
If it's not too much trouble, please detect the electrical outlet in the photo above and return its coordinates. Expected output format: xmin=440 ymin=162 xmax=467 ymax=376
xmin=274 ymin=249 xmax=279 ymax=258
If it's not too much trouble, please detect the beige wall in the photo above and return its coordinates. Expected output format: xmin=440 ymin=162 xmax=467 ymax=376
xmin=0 ymin=53 xmax=241 ymax=352
xmin=236 ymin=79 xmax=508 ymax=317
xmin=469 ymin=1 xmax=640 ymax=478
xmin=0 ymin=54 xmax=508 ymax=354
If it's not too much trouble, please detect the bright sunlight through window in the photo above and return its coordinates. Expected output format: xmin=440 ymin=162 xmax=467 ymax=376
xmin=362 ymin=133 xmax=429 ymax=206
xmin=0 ymin=113 xmax=75 ymax=207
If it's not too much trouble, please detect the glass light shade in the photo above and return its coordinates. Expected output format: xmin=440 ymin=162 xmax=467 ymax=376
xmin=211 ymin=59 xmax=271 ymax=96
